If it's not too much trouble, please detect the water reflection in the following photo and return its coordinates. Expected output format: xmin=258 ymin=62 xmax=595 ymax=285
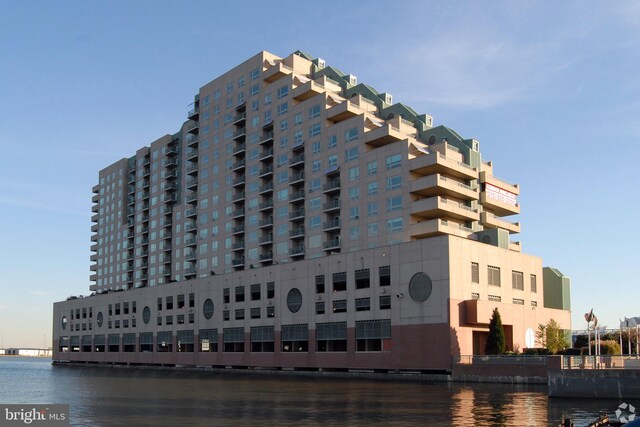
xmin=0 ymin=358 xmax=627 ymax=426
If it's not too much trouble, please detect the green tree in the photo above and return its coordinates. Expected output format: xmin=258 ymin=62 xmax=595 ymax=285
xmin=485 ymin=308 xmax=506 ymax=355
xmin=536 ymin=319 xmax=570 ymax=354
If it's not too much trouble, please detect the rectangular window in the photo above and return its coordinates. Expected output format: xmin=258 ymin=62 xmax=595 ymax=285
xmin=235 ymin=309 xmax=245 ymax=320
xmin=386 ymin=154 xmax=402 ymax=169
xmin=355 ymin=298 xmax=370 ymax=312
xmin=199 ymin=328 xmax=218 ymax=352
xmin=332 ymin=300 xmax=347 ymax=313
xmin=316 ymin=322 xmax=347 ymax=352
xmin=367 ymin=202 xmax=378 ymax=217
xmin=115 ymin=303 xmax=120 ymax=315
xmin=223 ymin=288 xmax=230 ymax=303
xmin=367 ymin=161 xmax=377 ymax=176
xmin=165 ymin=296 xmax=173 ymax=310
xmin=387 ymin=217 xmax=403 ymax=233
xmin=309 ymin=104 xmax=321 ymax=118
xmin=177 ymin=294 xmax=185 ymax=309
xmin=315 ymin=275 xmax=325 ymax=293
xmin=223 ymin=310 xmax=230 ymax=321
xmin=277 ymin=102 xmax=288 ymax=116
xmin=512 ymin=271 xmax=524 ymax=290
xmin=387 ymin=196 xmax=402 ymax=211
xmin=282 ymin=324 xmax=309 ymax=352
xmin=250 ymin=326 xmax=275 ymax=352
xmin=379 ymin=295 xmax=391 ymax=310
xmin=488 ymin=266 xmax=501 ymax=286
xmin=267 ymin=306 xmax=275 ymax=318
xmin=379 ymin=265 xmax=391 ymax=287
xmin=277 ymin=85 xmax=288 ymax=99
xmin=345 ymin=127 xmax=358 ymax=143
xmin=386 ymin=175 xmax=402 ymax=190
xmin=251 ymin=284 xmax=261 ymax=300
xmin=309 ymin=123 xmax=321 ymax=137
xmin=355 ymin=269 xmax=370 ymax=289
xmin=471 ymin=262 xmax=479 ymax=283
xmin=250 ymin=307 xmax=260 ymax=319
xmin=223 ymin=327 xmax=245 ymax=352
xmin=345 ymin=147 xmax=358 ymax=162
xmin=328 ymin=135 xmax=337 ymax=148
xmin=189 ymin=293 xmax=195 ymax=308
xmin=530 ymin=274 xmax=537 ymax=293
xmin=235 ymin=286 xmax=245 ymax=302
xmin=356 ymin=319 xmax=391 ymax=352
xmin=332 ymin=272 xmax=347 ymax=292
xmin=315 ymin=301 xmax=325 ymax=315
xmin=267 ymin=282 xmax=275 ymax=299
xmin=367 ymin=182 xmax=378 ymax=195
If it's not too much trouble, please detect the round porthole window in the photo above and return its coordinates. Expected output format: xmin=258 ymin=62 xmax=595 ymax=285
xmin=287 ymin=288 xmax=302 ymax=313
xmin=97 ymin=312 xmax=104 ymax=327
xmin=61 ymin=316 xmax=67 ymax=330
xmin=142 ymin=306 xmax=151 ymax=324
xmin=409 ymin=272 xmax=433 ymax=303
xmin=203 ymin=298 xmax=214 ymax=319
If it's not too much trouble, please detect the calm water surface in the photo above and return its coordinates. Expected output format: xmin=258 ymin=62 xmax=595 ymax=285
xmin=0 ymin=357 xmax=625 ymax=426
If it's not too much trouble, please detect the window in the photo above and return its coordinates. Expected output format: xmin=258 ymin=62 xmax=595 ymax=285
xmin=471 ymin=262 xmax=479 ymax=283
xmin=367 ymin=201 xmax=378 ymax=217
xmin=379 ymin=295 xmax=391 ymax=310
xmin=488 ymin=266 xmax=501 ymax=286
xmin=315 ymin=275 xmax=325 ymax=293
xmin=512 ymin=271 xmax=524 ymax=290
xmin=355 ymin=297 xmax=371 ymax=312
xmin=251 ymin=284 xmax=261 ymax=300
xmin=294 ymin=112 xmax=303 ymax=125
xmin=349 ymin=166 xmax=359 ymax=182
xmin=386 ymin=175 xmax=402 ymax=190
xmin=115 ymin=303 xmax=120 ymax=315
xmin=282 ymin=324 xmax=308 ymax=352
xmin=312 ymin=140 xmax=321 ymax=153
xmin=367 ymin=182 xmax=378 ymax=195
xmin=277 ymin=85 xmax=288 ymax=99
xmin=165 ymin=315 xmax=173 ymax=325
xmin=249 ymin=83 xmax=259 ymax=96
xmin=251 ymin=326 xmax=274 ymax=352
xmin=386 ymin=154 xmax=402 ymax=169
xmin=333 ymin=272 xmax=347 ymax=292
xmin=203 ymin=299 xmax=214 ymax=319
xmin=223 ymin=310 xmax=230 ymax=321
xmin=387 ymin=217 xmax=403 ymax=233
xmin=199 ymin=328 xmax=218 ymax=352
xmin=316 ymin=322 xmax=347 ymax=352
xmin=387 ymin=196 xmax=402 ymax=211
xmin=223 ymin=327 xmax=244 ymax=352
xmin=530 ymin=274 xmax=537 ymax=293
xmin=235 ymin=286 xmax=245 ymax=302
xmin=312 ymin=160 xmax=321 ymax=172
xmin=166 ymin=296 xmax=173 ymax=310
xmin=328 ymin=154 xmax=337 ymax=168
xmin=355 ymin=269 xmax=370 ymax=289
xmin=349 ymin=186 xmax=359 ymax=200
xmin=189 ymin=293 xmax=195 ymax=308
xmin=223 ymin=288 xmax=230 ymax=303
xmin=177 ymin=294 xmax=185 ymax=309
xmin=309 ymin=123 xmax=321 ymax=137
xmin=345 ymin=147 xmax=358 ymax=162
xmin=315 ymin=301 xmax=325 ymax=314
xmin=235 ymin=309 xmax=245 ymax=320
xmin=332 ymin=300 xmax=347 ymax=313
xmin=367 ymin=223 xmax=378 ymax=237
xmin=356 ymin=319 xmax=390 ymax=352
xmin=328 ymin=135 xmax=337 ymax=148
xmin=345 ymin=127 xmax=358 ymax=143
xmin=367 ymin=161 xmax=377 ymax=176
xmin=379 ymin=265 xmax=391 ymax=287
xmin=267 ymin=282 xmax=275 ymax=299
xmin=277 ymin=102 xmax=288 ymax=115
xmin=309 ymin=104 xmax=321 ymax=118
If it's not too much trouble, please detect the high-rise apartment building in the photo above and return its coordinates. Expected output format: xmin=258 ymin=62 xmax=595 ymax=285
xmin=53 ymin=50 xmax=570 ymax=371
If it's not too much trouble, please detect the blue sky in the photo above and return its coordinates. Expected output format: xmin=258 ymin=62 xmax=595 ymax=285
xmin=1 ymin=1 xmax=638 ymax=347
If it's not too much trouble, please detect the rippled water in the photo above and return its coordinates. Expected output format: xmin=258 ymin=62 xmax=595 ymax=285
xmin=0 ymin=357 xmax=625 ymax=426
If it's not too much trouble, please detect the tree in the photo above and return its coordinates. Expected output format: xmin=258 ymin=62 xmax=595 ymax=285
xmin=485 ymin=308 xmax=506 ymax=355
xmin=536 ymin=319 xmax=570 ymax=354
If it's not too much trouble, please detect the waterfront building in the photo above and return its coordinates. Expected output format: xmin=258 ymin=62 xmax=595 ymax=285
xmin=53 ymin=50 xmax=571 ymax=372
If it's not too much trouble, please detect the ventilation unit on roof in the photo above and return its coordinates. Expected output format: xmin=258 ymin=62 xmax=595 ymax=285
xmin=347 ymin=74 xmax=357 ymax=85
xmin=316 ymin=58 xmax=325 ymax=68
xmin=475 ymin=228 xmax=510 ymax=249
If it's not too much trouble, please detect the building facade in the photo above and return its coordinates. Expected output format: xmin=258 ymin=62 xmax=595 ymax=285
xmin=53 ymin=50 xmax=571 ymax=372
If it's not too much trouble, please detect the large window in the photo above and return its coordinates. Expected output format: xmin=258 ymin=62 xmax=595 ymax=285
xmin=250 ymin=326 xmax=274 ymax=352
xmin=282 ymin=324 xmax=309 ymax=352
xmin=157 ymin=331 xmax=172 ymax=352
xmin=223 ymin=327 xmax=244 ymax=352
xmin=356 ymin=319 xmax=391 ymax=352
xmin=355 ymin=269 xmax=370 ymax=289
xmin=139 ymin=333 xmax=152 ymax=352
xmin=177 ymin=330 xmax=194 ymax=352
xmin=332 ymin=272 xmax=347 ymax=292
xmin=316 ymin=322 xmax=347 ymax=352
xmin=512 ymin=271 xmax=524 ymax=290
xmin=199 ymin=329 xmax=218 ymax=352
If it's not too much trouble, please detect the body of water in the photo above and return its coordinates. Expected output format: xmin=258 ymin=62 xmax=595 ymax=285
xmin=0 ymin=357 xmax=627 ymax=426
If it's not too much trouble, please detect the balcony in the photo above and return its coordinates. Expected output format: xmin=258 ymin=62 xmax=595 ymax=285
xmin=186 ymin=178 xmax=198 ymax=189
xmin=259 ymin=217 xmax=274 ymax=228
xmin=479 ymin=171 xmax=520 ymax=196
xmin=91 ymin=223 xmax=98 ymax=233
xmin=185 ymin=222 xmax=197 ymax=232
xmin=289 ymin=226 xmax=305 ymax=238
xmin=92 ymin=194 xmax=99 ymax=203
xmin=186 ymin=148 xmax=198 ymax=160
xmin=409 ymin=152 xmax=477 ymax=180
xmin=289 ymin=172 xmax=305 ymax=185
xmin=323 ymin=218 xmax=341 ymax=231
xmin=259 ymin=148 xmax=274 ymax=161
xmin=260 ymin=131 xmax=274 ymax=145
xmin=185 ymin=250 xmax=197 ymax=261
xmin=326 ymin=101 xmax=362 ymax=123
xmin=259 ymin=182 xmax=274 ymax=194
xmin=410 ymin=196 xmax=479 ymax=222
xmin=165 ymin=169 xmax=178 ymax=180
xmin=186 ymin=134 xmax=198 ymax=147
xmin=233 ymin=143 xmax=246 ymax=156
xmin=259 ymin=200 xmax=274 ymax=211
xmin=166 ymin=143 xmax=178 ymax=156
xmin=185 ymin=191 xmax=198 ymax=203
xmin=409 ymin=218 xmax=474 ymax=239
xmin=232 ymin=191 xmax=245 ymax=202
xmin=290 ymin=246 xmax=305 ymax=257
xmin=323 ymin=199 xmax=341 ymax=212
xmin=262 ymin=118 xmax=274 ymax=130
xmin=263 ymin=62 xmax=293 ymax=82
xmin=410 ymin=174 xmax=478 ymax=201
xmin=289 ymin=208 xmax=305 ymax=220
xmin=232 ymin=225 xmax=245 ymax=235
xmin=363 ymin=124 xmax=405 ymax=147
xmin=479 ymin=191 xmax=520 ymax=217
xmin=323 ymin=238 xmax=341 ymax=251
xmin=163 ymin=157 xmax=178 ymax=168
xmin=232 ymin=257 xmax=245 ymax=268
xmin=232 ymin=241 xmax=245 ymax=251
xmin=480 ymin=212 xmax=521 ymax=234
xmin=231 ymin=160 xmax=246 ymax=171
xmin=323 ymin=179 xmax=341 ymax=193
xmin=259 ymin=251 xmax=274 ymax=262
xmin=232 ymin=112 xmax=246 ymax=125
xmin=291 ymin=139 xmax=305 ymax=151
xmin=164 ymin=181 xmax=177 ymax=192
xmin=289 ymin=154 xmax=305 ymax=167
xmin=259 ymin=166 xmax=273 ymax=178
xmin=186 ymin=163 xmax=198 ymax=175
xmin=233 ymin=128 xmax=246 ymax=140
xmin=289 ymin=190 xmax=305 ymax=203
xmin=184 ymin=235 xmax=197 ymax=246
xmin=92 ymin=204 xmax=99 ymax=213
xmin=187 ymin=122 xmax=199 ymax=134
xmin=187 ymin=104 xmax=199 ymax=120
xmin=92 ymin=184 xmax=100 ymax=194
xmin=259 ymin=234 xmax=273 ymax=245
xmin=232 ymin=176 xmax=245 ymax=187
xmin=164 ymin=193 xmax=178 ymax=204
xmin=235 ymin=99 xmax=246 ymax=111
xmin=232 ymin=208 xmax=245 ymax=218
xmin=292 ymin=80 xmax=325 ymax=101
